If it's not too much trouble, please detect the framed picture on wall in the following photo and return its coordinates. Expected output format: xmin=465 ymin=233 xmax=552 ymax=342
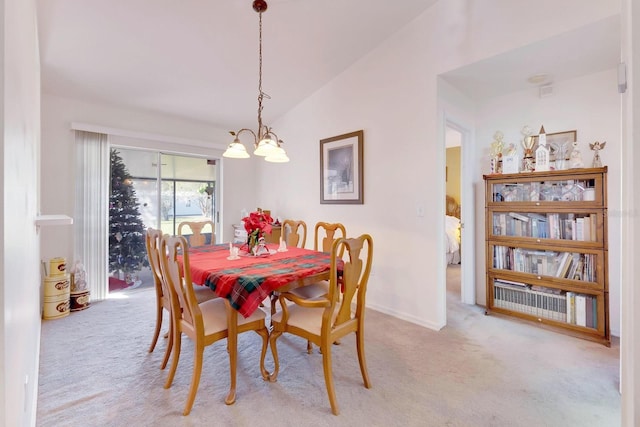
xmin=320 ymin=130 xmax=364 ymax=204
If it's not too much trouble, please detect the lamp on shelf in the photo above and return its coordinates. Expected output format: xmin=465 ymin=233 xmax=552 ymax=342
xmin=223 ymin=0 xmax=289 ymax=163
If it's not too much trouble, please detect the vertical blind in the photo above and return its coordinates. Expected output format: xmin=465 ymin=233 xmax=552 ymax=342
xmin=74 ymin=130 xmax=109 ymax=300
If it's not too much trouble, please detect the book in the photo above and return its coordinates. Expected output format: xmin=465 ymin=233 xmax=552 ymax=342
xmin=585 ymin=295 xmax=593 ymax=327
xmin=555 ymin=252 xmax=570 ymax=277
xmin=560 ymin=255 xmax=573 ymax=279
xmin=567 ymin=254 xmax=580 ymax=280
xmin=509 ymin=212 xmax=530 ymax=222
xmin=527 ymin=212 xmax=547 ymax=221
xmin=499 ymin=214 xmax=507 ymax=236
xmin=495 ymin=279 xmax=528 ymax=288
xmin=589 ymin=213 xmax=597 ymax=241
xmin=566 ymin=291 xmax=575 ymax=324
xmin=575 ymin=218 xmax=585 ymax=241
xmin=583 ymin=216 xmax=591 ymax=242
xmin=575 ymin=294 xmax=587 ymax=327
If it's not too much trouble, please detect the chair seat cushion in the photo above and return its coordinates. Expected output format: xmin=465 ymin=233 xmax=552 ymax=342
xmin=286 ymin=281 xmax=329 ymax=300
xmin=199 ymin=297 xmax=266 ymax=336
xmin=199 ymin=298 xmax=228 ymax=335
xmin=272 ymin=304 xmax=337 ymax=336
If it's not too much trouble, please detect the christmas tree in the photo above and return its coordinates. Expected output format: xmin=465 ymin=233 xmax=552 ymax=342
xmin=109 ymin=149 xmax=149 ymax=279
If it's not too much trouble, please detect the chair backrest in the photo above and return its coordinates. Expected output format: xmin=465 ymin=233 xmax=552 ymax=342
xmin=282 ymin=219 xmax=307 ymax=248
xmin=177 ymin=220 xmax=215 ymax=247
xmin=145 ymin=228 xmax=169 ymax=306
xmin=314 ymin=222 xmax=347 ymax=256
xmin=326 ymin=234 xmax=373 ymax=329
xmin=160 ymin=235 xmax=203 ymax=336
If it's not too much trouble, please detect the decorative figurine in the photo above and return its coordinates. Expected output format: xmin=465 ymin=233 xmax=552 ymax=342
xmin=553 ymin=141 xmax=570 ymax=170
xmin=534 ymin=125 xmax=550 ymax=171
xmin=521 ymin=126 xmax=535 ymax=172
xmin=569 ymin=141 xmax=584 ymax=168
xmin=589 ymin=141 xmax=606 ymax=168
xmin=502 ymin=143 xmax=519 ymax=174
xmin=490 ymin=131 xmax=505 ymax=174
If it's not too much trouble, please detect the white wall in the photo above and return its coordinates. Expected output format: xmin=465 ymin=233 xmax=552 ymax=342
xmin=621 ymin=0 xmax=640 ymax=423
xmin=2 ymin=0 xmax=42 ymax=425
xmin=40 ymin=94 xmax=259 ymax=268
xmin=257 ymin=0 xmax=620 ymax=329
xmin=471 ymin=69 xmax=622 ymax=336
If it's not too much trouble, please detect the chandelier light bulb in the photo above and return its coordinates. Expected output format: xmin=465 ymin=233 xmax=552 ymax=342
xmin=265 ymin=146 xmax=289 ymax=163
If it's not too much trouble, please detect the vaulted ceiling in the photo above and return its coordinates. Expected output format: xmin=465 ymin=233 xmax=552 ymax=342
xmin=36 ymin=0 xmax=439 ymax=130
xmin=37 ymin=1 xmax=620 ymax=133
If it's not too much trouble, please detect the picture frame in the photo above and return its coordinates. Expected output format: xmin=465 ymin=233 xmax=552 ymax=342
xmin=531 ymin=130 xmax=577 ymax=161
xmin=320 ymin=130 xmax=364 ymax=204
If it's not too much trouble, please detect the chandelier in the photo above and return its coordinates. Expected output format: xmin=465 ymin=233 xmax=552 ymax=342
xmin=223 ymin=0 xmax=289 ymax=163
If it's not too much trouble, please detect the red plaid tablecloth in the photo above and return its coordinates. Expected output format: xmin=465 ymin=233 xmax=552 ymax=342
xmin=187 ymin=244 xmax=334 ymax=318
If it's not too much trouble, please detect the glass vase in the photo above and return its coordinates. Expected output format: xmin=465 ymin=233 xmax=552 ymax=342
xmin=247 ymin=232 xmax=259 ymax=255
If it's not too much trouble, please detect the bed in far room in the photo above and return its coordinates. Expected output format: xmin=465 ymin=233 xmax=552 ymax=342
xmin=446 ymin=195 xmax=461 ymax=264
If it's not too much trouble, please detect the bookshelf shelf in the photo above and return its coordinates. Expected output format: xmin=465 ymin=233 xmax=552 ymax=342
xmin=484 ymin=167 xmax=609 ymax=345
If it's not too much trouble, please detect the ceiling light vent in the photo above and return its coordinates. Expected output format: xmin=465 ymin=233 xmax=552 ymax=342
xmin=539 ymin=84 xmax=553 ymax=98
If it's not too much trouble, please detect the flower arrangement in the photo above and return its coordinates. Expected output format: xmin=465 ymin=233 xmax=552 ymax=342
xmin=242 ymin=209 xmax=273 ymax=254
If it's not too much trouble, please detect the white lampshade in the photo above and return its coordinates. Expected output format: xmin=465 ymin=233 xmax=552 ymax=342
xmin=265 ymin=146 xmax=290 ymax=163
xmin=253 ymin=137 xmax=279 ymax=156
xmin=223 ymin=139 xmax=250 ymax=159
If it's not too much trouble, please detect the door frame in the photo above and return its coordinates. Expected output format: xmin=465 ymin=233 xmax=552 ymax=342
xmin=444 ymin=116 xmax=475 ymax=305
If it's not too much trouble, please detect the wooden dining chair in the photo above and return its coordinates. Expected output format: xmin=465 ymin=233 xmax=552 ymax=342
xmin=145 ymin=228 xmax=218 ymax=370
xmin=281 ymin=219 xmax=307 ymax=248
xmin=177 ymin=220 xmax=215 ymax=247
xmin=284 ymin=222 xmax=347 ymax=353
xmin=160 ymin=235 xmax=270 ymax=416
xmin=145 ymin=227 xmax=174 ymax=369
xmin=268 ymin=219 xmax=308 ymax=315
xmin=269 ymin=234 xmax=374 ymax=415
xmin=287 ymin=222 xmax=347 ymax=300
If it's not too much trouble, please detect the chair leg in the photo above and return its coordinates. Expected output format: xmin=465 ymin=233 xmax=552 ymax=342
xmin=256 ymin=327 xmax=270 ymax=381
xmin=184 ymin=341 xmax=204 ymax=415
xmin=225 ymin=340 xmax=237 ymax=406
xmin=160 ymin=315 xmax=173 ymax=370
xmin=268 ymin=331 xmax=283 ymax=382
xmin=321 ymin=340 xmax=339 ymax=415
xmin=307 ymin=340 xmax=313 ymax=354
xmin=270 ymin=293 xmax=278 ymax=319
xmin=148 ymin=303 xmax=163 ymax=353
xmin=164 ymin=332 xmax=181 ymax=389
xmin=356 ymin=329 xmax=371 ymax=389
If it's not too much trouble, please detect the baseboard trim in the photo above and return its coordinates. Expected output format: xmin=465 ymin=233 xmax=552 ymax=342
xmin=366 ymin=303 xmax=445 ymax=331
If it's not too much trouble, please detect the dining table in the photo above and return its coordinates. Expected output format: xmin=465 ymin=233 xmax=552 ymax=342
xmin=187 ymin=242 xmax=335 ymax=318
xmin=183 ymin=242 xmax=337 ymax=383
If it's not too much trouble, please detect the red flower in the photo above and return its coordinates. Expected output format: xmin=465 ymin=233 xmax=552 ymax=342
xmin=242 ymin=211 xmax=273 ymax=236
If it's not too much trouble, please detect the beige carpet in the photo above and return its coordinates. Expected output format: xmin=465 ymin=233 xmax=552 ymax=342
xmin=36 ymin=265 xmax=620 ymax=426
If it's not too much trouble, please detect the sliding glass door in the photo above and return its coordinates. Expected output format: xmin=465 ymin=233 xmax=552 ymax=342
xmin=110 ymin=148 xmax=218 ymax=290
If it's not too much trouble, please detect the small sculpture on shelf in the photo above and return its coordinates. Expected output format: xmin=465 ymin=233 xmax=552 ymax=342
xmin=521 ymin=126 xmax=535 ymax=172
xmin=589 ymin=141 xmax=606 ymax=168
xmin=502 ymin=143 xmax=519 ymax=174
xmin=569 ymin=141 xmax=585 ymax=168
xmin=553 ymin=141 xmax=570 ymax=170
xmin=489 ymin=131 xmax=504 ymax=174
xmin=534 ymin=125 xmax=550 ymax=172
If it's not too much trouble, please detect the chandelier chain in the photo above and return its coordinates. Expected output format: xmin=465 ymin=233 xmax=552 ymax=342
xmin=257 ymin=11 xmax=264 ymax=137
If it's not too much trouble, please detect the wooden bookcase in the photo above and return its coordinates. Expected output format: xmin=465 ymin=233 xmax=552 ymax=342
xmin=483 ymin=167 xmax=610 ymax=345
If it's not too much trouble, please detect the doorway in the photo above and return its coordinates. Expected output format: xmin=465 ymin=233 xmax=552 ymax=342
xmin=445 ymin=125 xmax=462 ymax=301
xmin=444 ymin=118 xmax=475 ymax=308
